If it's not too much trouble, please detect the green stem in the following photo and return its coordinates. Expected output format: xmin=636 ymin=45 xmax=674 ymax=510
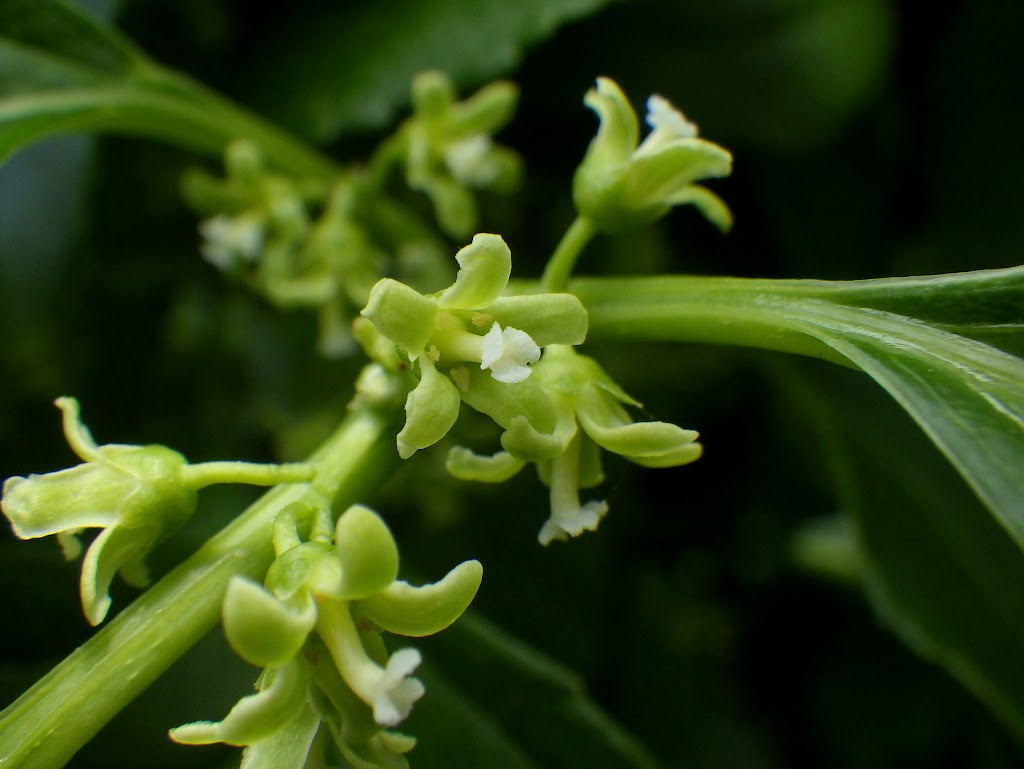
xmin=181 ymin=460 xmax=314 ymax=489
xmin=540 ymin=216 xmax=596 ymax=292
xmin=571 ymin=274 xmax=856 ymax=367
xmin=0 ymin=406 xmax=399 ymax=769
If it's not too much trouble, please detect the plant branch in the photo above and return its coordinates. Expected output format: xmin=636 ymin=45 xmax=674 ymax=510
xmin=0 ymin=404 xmax=399 ymax=769
xmin=540 ymin=216 xmax=596 ymax=292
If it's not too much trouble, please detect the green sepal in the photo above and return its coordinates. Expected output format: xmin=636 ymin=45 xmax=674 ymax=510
xmin=79 ymin=524 xmax=160 ymax=626
xmin=361 ymin=279 xmax=439 ymax=359
xmin=501 ymin=414 xmax=576 ymax=462
xmin=437 ymin=233 xmax=511 ymax=310
xmin=222 ymin=576 xmax=317 ymax=668
xmin=396 ymin=361 xmax=461 ymax=459
xmin=334 ymin=505 xmax=400 ymax=600
xmin=486 ymin=293 xmax=588 ymax=347
xmin=445 ymin=446 xmax=526 ymax=483
xmin=411 ymin=70 xmax=455 ymax=120
xmin=169 ymin=656 xmax=309 ymax=747
xmin=356 ymin=560 xmax=483 ymax=637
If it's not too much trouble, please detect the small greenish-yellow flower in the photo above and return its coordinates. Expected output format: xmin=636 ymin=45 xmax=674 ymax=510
xmin=573 ymin=77 xmax=733 ymax=233
xmin=448 ymin=345 xmax=702 ymax=544
xmin=362 ymin=233 xmax=589 ymax=458
xmin=173 ymin=502 xmax=481 ymax=763
xmin=398 ymin=71 xmax=522 ymax=238
xmin=0 ymin=397 xmax=313 ymax=625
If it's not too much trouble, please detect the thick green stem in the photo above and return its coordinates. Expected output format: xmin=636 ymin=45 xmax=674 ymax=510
xmin=540 ymin=216 xmax=596 ymax=292
xmin=571 ymin=274 xmax=856 ymax=367
xmin=0 ymin=406 xmax=399 ymax=769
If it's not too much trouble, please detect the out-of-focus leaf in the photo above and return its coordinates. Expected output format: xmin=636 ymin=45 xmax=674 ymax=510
xmin=787 ymin=369 xmax=1024 ymax=737
xmin=575 ymin=266 xmax=1024 ymax=555
xmin=242 ymin=0 xmax=614 ymax=142
xmin=413 ymin=612 xmax=663 ymax=769
xmin=0 ymin=0 xmax=334 ymax=174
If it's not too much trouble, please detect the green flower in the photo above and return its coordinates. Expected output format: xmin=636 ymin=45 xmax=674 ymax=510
xmin=573 ymin=77 xmax=733 ymax=233
xmin=361 ymin=233 xmax=589 ymax=458
xmin=173 ymin=502 xmax=481 ymax=761
xmin=397 ymin=71 xmax=521 ymax=238
xmin=448 ymin=345 xmax=702 ymax=544
xmin=0 ymin=397 xmax=313 ymax=624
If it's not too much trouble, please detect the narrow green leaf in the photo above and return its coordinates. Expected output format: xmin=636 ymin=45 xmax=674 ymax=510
xmin=575 ymin=267 xmax=1024 ymax=552
xmin=241 ymin=0 xmax=614 ymax=141
xmin=0 ymin=0 xmax=336 ymax=175
xmin=791 ymin=371 xmax=1024 ymax=737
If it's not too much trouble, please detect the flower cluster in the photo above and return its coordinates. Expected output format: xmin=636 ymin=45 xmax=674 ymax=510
xmin=0 ymin=397 xmax=313 ymax=624
xmin=171 ymin=502 xmax=481 ymax=768
xmin=360 ymin=233 xmax=589 ymax=458
xmin=573 ymin=77 xmax=733 ymax=233
xmin=185 ymin=141 xmax=395 ymax=357
xmin=448 ymin=344 xmax=702 ymax=544
xmin=360 ymin=233 xmax=702 ymax=544
xmin=380 ymin=70 xmax=521 ymax=238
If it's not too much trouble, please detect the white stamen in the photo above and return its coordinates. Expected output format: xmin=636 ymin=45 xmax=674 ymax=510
xmin=372 ymin=648 xmax=426 ymax=727
xmin=199 ymin=215 xmax=264 ymax=270
xmin=645 ymin=95 xmax=697 ymax=138
xmin=444 ymin=134 xmax=498 ymax=187
xmin=479 ymin=323 xmax=540 ymax=384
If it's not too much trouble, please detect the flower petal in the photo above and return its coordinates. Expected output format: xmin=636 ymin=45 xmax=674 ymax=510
xmin=222 ymin=576 xmax=316 ymax=667
xmin=1 ymin=470 xmax=117 ymax=540
xmin=486 ymin=293 xmax=589 ymax=347
xmin=361 ymin=278 xmax=439 ymax=359
xmin=80 ymin=524 xmax=158 ymax=625
xmin=396 ymin=361 xmax=461 ymax=459
xmin=445 ymin=446 xmax=526 ymax=483
xmin=335 ymin=505 xmax=400 ymax=601
xmin=437 ymin=233 xmax=512 ymax=309
xmin=357 ymin=559 xmax=483 ymax=637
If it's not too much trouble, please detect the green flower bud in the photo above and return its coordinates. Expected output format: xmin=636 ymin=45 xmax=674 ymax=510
xmin=400 ymin=71 xmax=521 ymax=238
xmin=573 ymin=77 xmax=733 ymax=233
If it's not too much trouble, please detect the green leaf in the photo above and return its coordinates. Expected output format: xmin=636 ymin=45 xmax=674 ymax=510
xmin=0 ymin=0 xmax=335 ymax=175
xmin=416 ymin=613 xmax=663 ymax=769
xmin=787 ymin=370 xmax=1024 ymax=736
xmin=575 ymin=267 xmax=1024 ymax=552
xmin=240 ymin=0 xmax=614 ymax=142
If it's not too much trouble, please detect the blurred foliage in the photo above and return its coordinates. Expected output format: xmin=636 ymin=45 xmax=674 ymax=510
xmin=2 ymin=0 xmax=1024 ymax=768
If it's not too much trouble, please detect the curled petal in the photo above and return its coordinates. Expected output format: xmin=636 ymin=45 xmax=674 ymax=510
xmin=361 ymin=278 xmax=439 ymax=359
xmin=1 ymin=470 xmax=116 ymax=541
xmin=580 ymin=78 xmax=640 ymax=171
xmin=445 ymin=447 xmax=525 ymax=483
xmin=458 ymin=368 xmax=559 ymax=434
xmin=625 ymin=139 xmax=732 ymax=208
xmin=335 ymin=505 xmax=400 ymax=600
xmin=501 ymin=414 xmax=576 ymax=462
xmin=80 ymin=524 xmax=159 ymax=625
xmin=396 ymin=361 xmax=461 ymax=459
xmin=357 ymin=559 xmax=483 ymax=637
xmin=437 ymin=233 xmax=512 ymax=309
xmin=222 ymin=576 xmax=316 ymax=667
xmin=449 ymin=80 xmax=519 ymax=137
xmin=170 ymin=656 xmax=309 ymax=747
xmin=576 ymin=388 xmax=700 ymax=466
xmin=666 ymin=184 xmax=733 ymax=232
